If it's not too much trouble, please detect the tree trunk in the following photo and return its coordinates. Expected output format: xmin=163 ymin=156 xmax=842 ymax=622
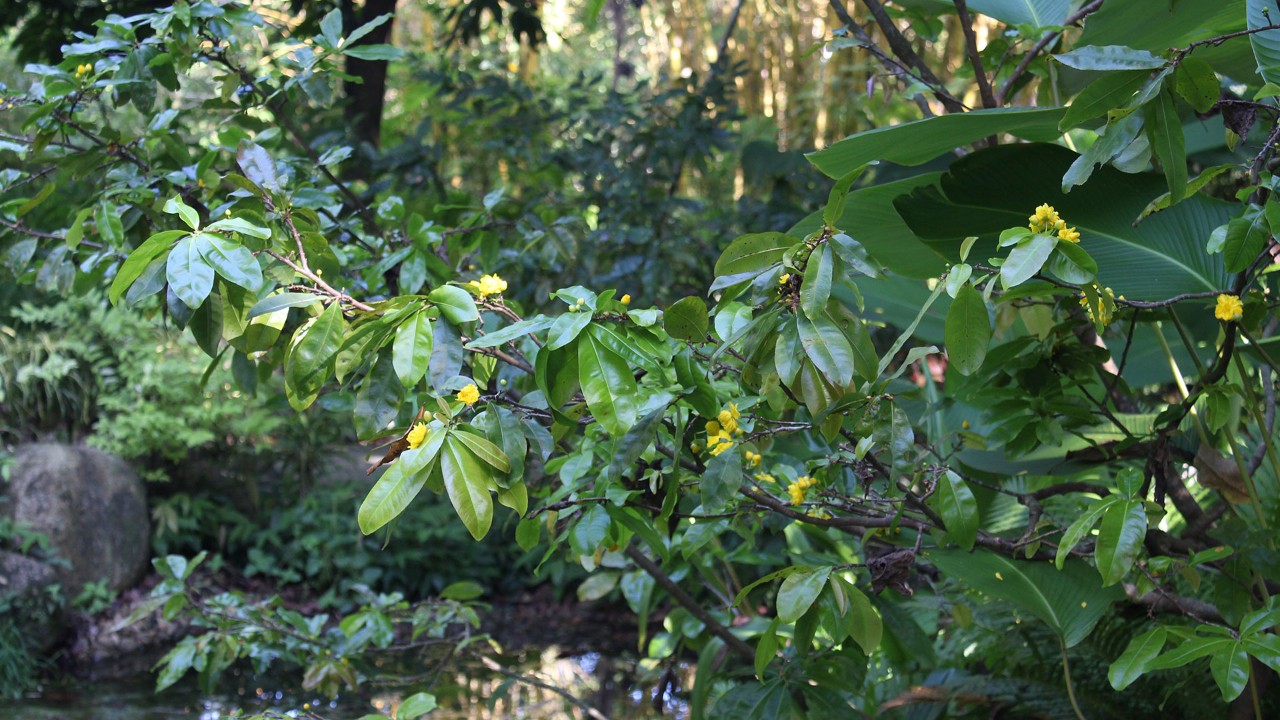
xmin=341 ymin=0 xmax=399 ymax=151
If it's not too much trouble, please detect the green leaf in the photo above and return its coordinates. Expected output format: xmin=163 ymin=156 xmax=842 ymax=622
xmin=205 ymin=216 xmax=271 ymax=239
xmin=823 ymin=164 xmax=874 ymax=228
xmin=1174 ymin=55 xmax=1220 ymax=113
xmin=570 ymin=505 xmax=610 ymax=556
xmin=451 ymin=428 xmax=511 ymax=473
xmin=1096 ymin=499 xmax=1147 ymax=586
xmin=928 ymin=470 xmax=979 ymax=550
xmin=465 ymin=316 xmax=554 ymax=349
xmin=1249 ymin=0 xmax=1280 ymax=86
xmin=236 ymin=140 xmax=280 ymax=191
xmin=342 ymin=44 xmax=404 ymax=61
xmin=1109 ymin=627 xmax=1167 ymax=691
xmin=1055 ymin=497 xmax=1115 ymax=569
xmin=163 ymin=195 xmax=199 ymax=230
xmin=17 ymin=182 xmax=56 ymax=218
xmin=94 ymin=201 xmax=124 ymax=245
xmin=665 ymin=296 xmax=709 ymax=342
xmin=1210 ymin=642 xmax=1251 ymax=701
xmin=198 ymin=233 xmax=263 ymax=292
xmin=797 ymin=312 xmax=855 ymax=388
xmin=1149 ymin=637 xmax=1234 ymax=671
xmin=1244 ymin=634 xmax=1280 ymax=673
xmin=966 ymin=0 xmax=1069 ymax=28
xmin=800 ymin=245 xmax=833 ymax=320
xmin=1143 ymin=89 xmax=1188 ymax=203
xmin=714 ymin=232 xmax=799 ymax=277
xmin=397 ymin=692 xmax=437 ymax=719
xmin=1063 ymin=114 xmax=1144 ymax=191
xmin=1046 ymin=241 xmax=1098 ymax=284
xmin=674 ymin=349 xmax=718 ymax=418
xmin=1055 ymin=45 xmax=1168 ymax=71
xmin=320 ymin=8 xmax=343 ymax=45
xmin=545 ymin=311 xmax=592 ymax=351
xmin=358 ymin=426 xmax=446 ymax=534
xmin=247 ymin=291 xmax=320 ymax=318
xmin=1000 ymin=234 xmax=1056 ymax=289
xmin=1137 ymin=164 xmax=1236 ymax=221
xmin=353 ymin=353 xmax=402 ymax=440
xmin=392 ymin=311 xmax=432 ymax=388
xmin=285 ymin=302 xmax=344 ymax=411
xmin=1222 ymin=209 xmax=1269 ymax=273
xmin=109 ymin=230 xmax=185 ymax=305
xmin=577 ymin=332 xmax=639 ymax=436
xmin=807 ymin=107 xmax=1066 ymax=178
xmin=834 ymin=577 xmax=882 ymax=654
xmin=441 ymin=436 xmax=494 ymax=541
xmin=755 ymin=619 xmax=780 ymax=679
xmin=943 ymin=284 xmax=991 ymax=377
xmin=429 ymin=285 xmax=479 ymax=324
xmin=1061 ymin=70 xmax=1151 ymax=131
xmin=701 ymin=448 xmax=743 ymax=513
xmin=166 ymin=235 xmax=215 ymax=309
xmin=895 ymin=143 xmax=1231 ymax=301
xmin=929 ymin=548 xmax=1124 ymax=647
xmin=777 ymin=567 xmax=832 ymax=623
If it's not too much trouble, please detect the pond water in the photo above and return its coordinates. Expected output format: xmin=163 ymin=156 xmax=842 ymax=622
xmin=3 ymin=650 xmax=689 ymax=719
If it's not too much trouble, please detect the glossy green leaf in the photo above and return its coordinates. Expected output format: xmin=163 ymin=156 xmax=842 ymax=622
xmin=943 ymin=284 xmax=990 ymax=377
xmin=800 ymin=244 xmax=833 ymax=320
xmin=577 ymin=332 xmax=639 ymax=436
xmin=1055 ymin=45 xmax=1167 ymax=71
xmin=1060 ymin=70 xmax=1151 ymax=131
xmin=1143 ymin=89 xmax=1187 ymax=203
xmin=451 ymin=428 xmax=511 ymax=473
xmin=1055 ymin=497 xmax=1115 ymax=569
xmin=108 ymin=230 xmax=185 ymax=305
xmin=247 ymin=291 xmax=320 ymax=318
xmin=545 ymin=310 xmax=592 ymax=351
xmin=797 ymin=312 xmax=854 ymax=388
xmin=1108 ymin=627 xmax=1167 ymax=691
xmin=166 ymin=235 xmax=215 ymax=309
xmin=1000 ymin=234 xmax=1056 ymax=289
xmin=465 ymin=315 xmax=554 ymax=349
xmin=358 ymin=426 xmax=446 ymax=534
xmin=398 ymin=692 xmax=438 ymax=719
xmin=428 ymin=285 xmax=479 ymax=324
xmin=392 ymin=311 xmax=432 ymax=388
xmin=285 ymin=301 xmax=344 ymax=411
xmin=163 ymin=195 xmax=199 ymax=230
xmin=1249 ymin=0 xmax=1280 ymax=85
xmin=441 ymin=436 xmax=494 ymax=541
xmin=198 ymin=233 xmax=263 ymax=292
xmin=701 ymin=448 xmax=743 ymax=513
xmin=664 ymin=296 xmax=709 ymax=342
xmin=966 ymin=0 xmax=1069 ymax=28
xmin=714 ymin=232 xmax=797 ymax=277
xmin=928 ymin=470 xmax=979 ymax=550
xmin=823 ymin=164 xmax=874 ymax=228
xmin=1096 ymin=499 xmax=1147 ymax=586
xmin=807 ymin=107 xmax=1065 ymax=178
xmin=1222 ymin=209 xmax=1269 ymax=273
xmin=1210 ymin=642 xmax=1251 ymax=701
xmin=777 ymin=567 xmax=832 ymax=623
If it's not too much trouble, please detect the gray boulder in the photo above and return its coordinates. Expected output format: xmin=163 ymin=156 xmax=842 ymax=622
xmin=0 ymin=550 xmax=67 ymax=653
xmin=5 ymin=443 xmax=150 ymax=596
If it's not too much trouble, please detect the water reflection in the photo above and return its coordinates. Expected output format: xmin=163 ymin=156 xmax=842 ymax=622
xmin=4 ymin=649 xmax=689 ymax=719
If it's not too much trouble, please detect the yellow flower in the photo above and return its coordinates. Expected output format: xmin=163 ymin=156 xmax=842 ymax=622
xmin=620 ymin=294 xmax=631 ymax=305
xmin=709 ymin=435 xmax=734 ymax=456
xmin=468 ymin=274 xmax=508 ymax=298
xmin=1057 ymin=225 xmax=1080 ymax=243
xmin=745 ymin=451 xmax=762 ymax=467
xmin=779 ymin=273 xmax=791 ymax=285
xmin=456 ymin=383 xmax=480 ymax=406
xmin=406 ymin=422 xmax=428 ymax=450
xmin=1028 ymin=203 xmax=1061 ymax=234
xmin=787 ymin=482 xmax=807 ymax=505
xmin=754 ymin=473 xmax=776 ymax=483
xmin=727 ymin=402 xmax=740 ymax=420
xmin=74 ymin=63 xmax=92 ymax=79
xmin=1215 ymin=294 xmax=1244 ymax=322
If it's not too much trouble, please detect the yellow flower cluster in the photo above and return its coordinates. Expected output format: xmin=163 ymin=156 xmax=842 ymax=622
xmin=74 ymin=63 xmax=92 ymax=79
xmin=754 ymin=473 xmax=776 ymax=483
xmin=456 ymin=383 xmax=480 ymax=406
xmin=788 ymin=475 xmax=817 ymax=505
xmin=1029 ymin=203 xmax=1080 ymax=243
xmin=1078 ymin=285 xmax=1118 ymax=326
xmin=744 ymin=450 xmax=762 ymax=467
xmin=406 ymin=422 xmax=428 ymax=449
xmin=468 ymin=274 xmax=508 ymax=298
xmin=1215 ymin=294 xmax=1243 ymax=322
xmin=706 ymin=403 xmax=744 ymax=457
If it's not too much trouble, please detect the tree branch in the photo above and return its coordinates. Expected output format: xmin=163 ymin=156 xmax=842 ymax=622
xmin=624 ymin=546 xmax=755 ymax=660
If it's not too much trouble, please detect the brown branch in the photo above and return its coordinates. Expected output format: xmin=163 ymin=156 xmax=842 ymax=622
xmin=953 ymin=0 xmax=997 ymax=108
xmin=995 ymin=0 xmax=1105 ymax=105
xmin=857 ymin=0 xmax=966 ymax=113
xmin=263 ymin=249 xmax=375 ymax=312
xmin=624 ymin=546 xmax=755 ymax=660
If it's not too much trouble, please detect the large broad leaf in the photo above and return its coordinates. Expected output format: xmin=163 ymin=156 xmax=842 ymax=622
xmin=944 ymin=284 xmax=991 ymax=376
xmin=441 ymin=436 xmax=494 ymax=541
xmin=807 ymin=108 xmax=1065 ymax=179
xmin=166 ymin=235 xmax=215 ymax=309
xmin=894 ymin=143 xmax=1232 ymax=300
xmin=577 ymin=331 xmax=639 ymax=436
xmin=790 ymin=174 xmax=948 ymax=279
xmin=1248 ymin=0 xmax=1280 ymax=85
xmin=392 ymin=311 xmax=432 ymax=388
xmin=715 ymin=232 xmax=797 ymax=277
xmin=928 ymin=548 xmax=1124 ymax=647
xmin=1079 ymin=0 xmax=1254 ymax=83
xmin=285 ymin=302 xmax=344 ymax=411
xmin=357 ymin=426 xmax=446 ymax=534
xmin=967 ymin=0 xmax=1069 ymax=28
